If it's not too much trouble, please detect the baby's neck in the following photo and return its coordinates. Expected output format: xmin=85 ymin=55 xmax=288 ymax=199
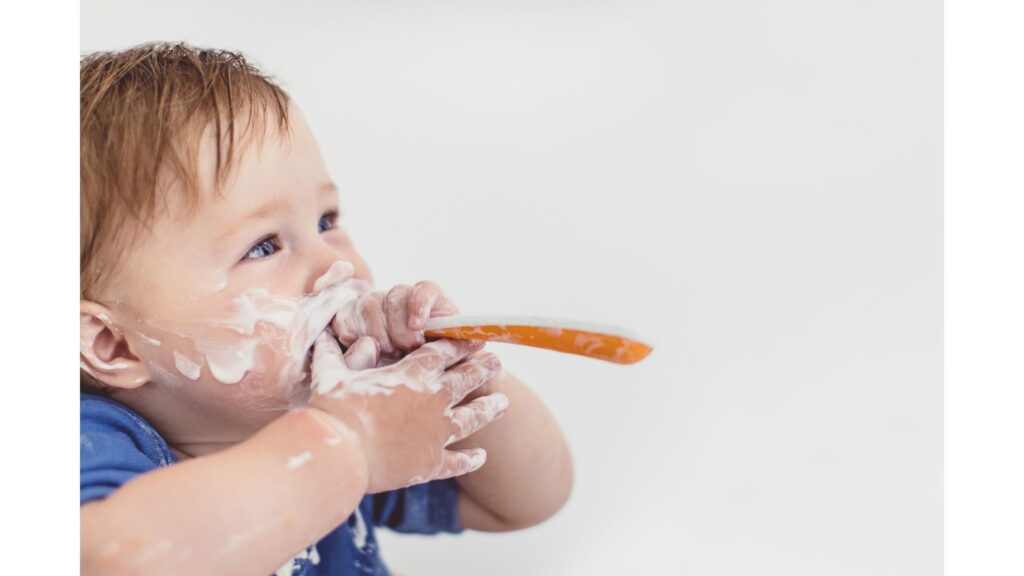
xmin=168 ymin=440 xmax=235 ymax=461
xmin=111 ymin=386 xmax=276 ymax=461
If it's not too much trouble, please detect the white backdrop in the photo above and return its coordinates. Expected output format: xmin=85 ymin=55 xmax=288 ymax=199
xmin=82 ymin=1 xmax=941 ymax=574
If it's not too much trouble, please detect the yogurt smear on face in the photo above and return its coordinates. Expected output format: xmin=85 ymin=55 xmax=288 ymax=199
xmin=150 ymin=260 xmax=368 ymax=393
xmin=204 ymin=261 xmax=364 ymax=386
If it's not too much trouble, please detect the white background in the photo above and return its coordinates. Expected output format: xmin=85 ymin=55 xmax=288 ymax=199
xmin=76 ymin=1 xmax=941 ymax=574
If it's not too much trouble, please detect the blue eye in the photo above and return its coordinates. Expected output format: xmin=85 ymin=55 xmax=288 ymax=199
xmin=318 ymin=211 xmax=338 ymax=233
xmin=243 ymin=236 xmax=280 ymax=260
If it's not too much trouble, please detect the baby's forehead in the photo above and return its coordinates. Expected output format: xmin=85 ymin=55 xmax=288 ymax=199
xmin=170 ymin=147 xmax=333 ymax=249
xmin=192 ymin=109 xmax=295 ymax=189
xmin=162 ymin=108 xmax=306 ymax=216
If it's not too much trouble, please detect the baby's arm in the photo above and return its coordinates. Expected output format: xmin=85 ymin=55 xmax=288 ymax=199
xmin=450 ymin=369 xmax=574 ymax=531
xmin=81 ymin=333 xmax=501 ymax=575
xmin=81 ymin=407 xmax=366 ymax=576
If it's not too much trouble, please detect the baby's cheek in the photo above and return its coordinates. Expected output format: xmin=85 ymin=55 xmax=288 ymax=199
xmin=144 ymin=355 xmax=188 ymax=388
xmin=129 ymin=328 xmax=207 ymax=386
xmin=192 ymin=347 xmax=306 ymax=416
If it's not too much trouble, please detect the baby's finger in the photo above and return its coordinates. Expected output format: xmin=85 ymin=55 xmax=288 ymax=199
xmin=311 ymin=332 xmax=351 ymax=395
xmin=330 ymin=299 xmax=361 ymax=346
xmin=408 ymin=281 xmax=459 ymax=330
xmin=401 ymin=338 xmax=480 ymax=378
xmin=433 ymin=448 xmax=488 ymax=480
xmin=385 ymin=284 xmax=424 ymax=353
xmin=343 ymin=336 xmax=380 ymax=371
xmin=446 ymin=393 xmax=510 ymax=445
xmin=442 ymin=352 xmax=501 ymax=406
xmin=358 ymin=291 xmax=391 ymax=355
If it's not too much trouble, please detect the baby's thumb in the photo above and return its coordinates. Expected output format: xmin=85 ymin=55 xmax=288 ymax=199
xmin=312 ymin=332 xmax=352 ymax=395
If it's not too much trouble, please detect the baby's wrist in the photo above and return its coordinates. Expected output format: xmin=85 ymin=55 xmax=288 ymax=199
xmin=302 ymin=406 xmax=360 ymax=444
xmin=296 ymin=406 xmax=370 ymax=484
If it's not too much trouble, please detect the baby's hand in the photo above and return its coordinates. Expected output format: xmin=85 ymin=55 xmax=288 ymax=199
xmin=309 ymin=333 xmax=508 ymax=493
xmin=332 ymin=281 xmax=459 ymax=361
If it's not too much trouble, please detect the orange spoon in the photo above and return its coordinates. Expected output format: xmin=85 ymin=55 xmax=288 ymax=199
xmin=423 ymin=315 xmax=653 ymax=365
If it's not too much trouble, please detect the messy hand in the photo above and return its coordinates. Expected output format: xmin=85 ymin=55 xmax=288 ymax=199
xmin=331 ymin=281 xmax=458 ymax=362
xmin=308 ymin=332 xmax=509 ymax=493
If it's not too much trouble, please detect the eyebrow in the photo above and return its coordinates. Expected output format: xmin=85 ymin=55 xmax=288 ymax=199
xmin=319 ymin=181 xmax=339 ymax=199
xmin=218 ymin=181 xmax=340 ymax=242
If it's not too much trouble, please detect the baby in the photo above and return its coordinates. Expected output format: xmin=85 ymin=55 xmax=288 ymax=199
xmin=79 ymin=43 xmax=573 ymax=576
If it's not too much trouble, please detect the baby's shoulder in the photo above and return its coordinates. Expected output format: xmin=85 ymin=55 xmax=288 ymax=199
xmin=81 ymin=394 xmax=163 ymax=444
xmin=80 ymin=394 xmax=176 ymax=504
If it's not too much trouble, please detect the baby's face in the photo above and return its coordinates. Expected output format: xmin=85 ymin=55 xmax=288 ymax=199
xmin=105 ymin=105 xmax=372 ymax=435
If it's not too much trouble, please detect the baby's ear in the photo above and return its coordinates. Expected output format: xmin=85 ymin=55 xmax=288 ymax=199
xmin=80 ymin=301 xmax=150 ymax=390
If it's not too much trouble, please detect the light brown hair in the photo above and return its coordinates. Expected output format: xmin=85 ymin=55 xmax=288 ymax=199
xmin=80 ymin=42 xmax=291 ymax=300
xmin=80 ymin=43 xmax=291 ymax=394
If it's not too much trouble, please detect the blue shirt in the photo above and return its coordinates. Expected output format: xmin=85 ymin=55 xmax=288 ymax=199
xmin=80 ymin=393 xmax=464 ymax=575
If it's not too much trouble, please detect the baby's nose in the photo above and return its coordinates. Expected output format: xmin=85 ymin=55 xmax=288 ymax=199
xmin=307 ymin=259 xmax=356 ymax=295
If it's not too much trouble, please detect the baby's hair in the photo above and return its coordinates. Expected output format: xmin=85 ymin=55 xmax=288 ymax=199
xmin=80 ymin=42 xmax=291 ymax=394
xmin=80 ymin=42 xmax=291 ymax=300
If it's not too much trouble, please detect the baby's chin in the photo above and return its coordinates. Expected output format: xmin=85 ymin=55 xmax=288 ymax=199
xmin=261 ymin=330 xmax=327 ymax=401
xmin=279 ymin=341 xmax=321 ymax=407
xmin=243 ymin=326 xmax=343 ymax=409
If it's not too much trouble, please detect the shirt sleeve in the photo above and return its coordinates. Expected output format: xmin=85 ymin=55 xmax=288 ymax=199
xmin=80 ymin=394 xmax=176 ymax=505
xmin=369 ymin=478 xmax=464 ymax=534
